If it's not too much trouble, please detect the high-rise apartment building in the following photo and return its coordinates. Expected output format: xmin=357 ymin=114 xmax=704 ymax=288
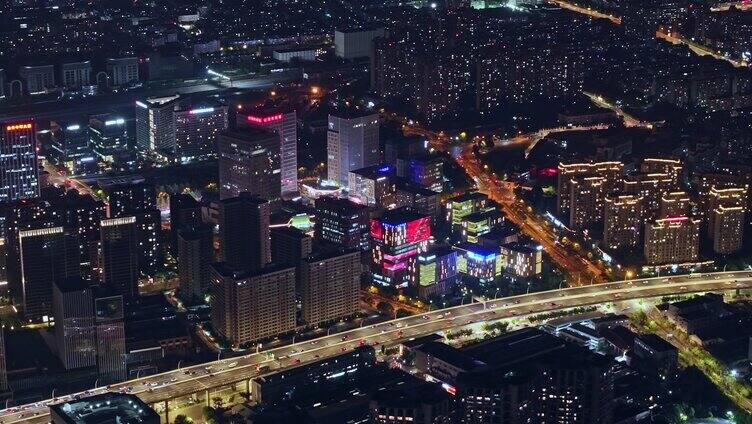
xmin=569 ymin=175 xmax=606 ymax=230
xmin=100 ymin=217 xmax=140 ymax=299
xmin=103 ymin=180 xmax=161 ymax=272
xmin=640 ymin=158 xmax=683 ymax=186
xmin=623 ymin=173 xmax=676 ymax=220
xmin=218 ymin=194 xmax=271 ymax=271
xmin=644 ymin=217 xmax=700 ymax=265
xmin=239 ymin=108 xmax=298 ymax=197
xmin=210 ymin=263 xmax=296 ymax=346
xmin=53 ymin=278 xmax=96 ymax=370
xmin=327 ymin=111 xmax=379 ymax=187
xmin=371 ymin=208 xmax=432 ymax=287
xmin=659 ymin=191 xmax=691 ymax=218
xmin=314 ymin=197 xmax=370 ymax=251
xmin=218 ymin=129 xmax=281 ymax=202
xmin=61 ymin=61 xmax=92 ymax=90
xmin=603 ymin=194 xmax=643 ymax=250
xmin=177 ymin=225 xmax=214 ymax=301
xmin=135 ymin=95 xmax=180 ymax=153
xmin=708 ymin=186 xmax=747 ymax=254
xmin=18 ymin=226 xmax=80 ymax=321
xmin=174 ymin=103 xmax=228 ymax=163
xmin=557 ymin=161 xmax=623 ymax=219
xmin=300 ymin=248 xmax=360 ymax=326
xmin=0 ymin=121 xmax=39 ymax=203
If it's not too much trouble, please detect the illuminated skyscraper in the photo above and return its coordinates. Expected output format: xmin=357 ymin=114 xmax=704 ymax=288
xmin=0 ymin=121 xmax=39 ymax=203
xmin=314 ymin=197 xmax=370 ymax=252
xmin=134 ymin=95 xmax=180 ymax=153
xmin=239 ymin=108 xmax=298 ymax=197
xmin=603 ymin=194 xmax=643 ymax=250
xmin=327 ymin=111 xmax=379 ymax=188
xmin=17 ymin=226 xmax=80 ymax=321
xmin=569 ymin=175 xmax=606 ymax=230
xmin=174 ymin=103 xmax=228 ymax=162
xmin=371 ymin=208 xmax=432 ymax=287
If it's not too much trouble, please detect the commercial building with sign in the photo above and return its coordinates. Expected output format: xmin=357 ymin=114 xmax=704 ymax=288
xmin=371 ymin=208 xmax=432 ymax=287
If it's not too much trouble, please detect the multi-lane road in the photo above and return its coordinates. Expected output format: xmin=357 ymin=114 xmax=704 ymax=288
xmin=5 ymin=271 xmax=752 ymax=423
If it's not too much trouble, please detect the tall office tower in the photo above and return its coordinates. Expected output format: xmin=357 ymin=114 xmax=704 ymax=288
xmin=135 ymin=95 xmax=180 ymax=153
xmin=300 ymin=248 xmax=360 ymax=326
xmin=644 ymin=217 xmax=701 ymax=265
xmin=52 ymin=278 xmax=96 ymax=370
xmin=623 ymin=173 xmax=676 ymax=220
xmin=177 ymin=225 xmax=213 ymax=301
xmin=49 ymin=120 xmax=93 ymax=173
xmin=174 ymin=103 xmax=228 ymax=162
xmin=100 ymin=217 xmax=139 ymax=299
xmin=327 ymin=111 xmax=380 ymax=188
xmin=603 ymin=194 xmax=643 ymax=250
xmin=210 ymin=263 xmax=296 ymax=346
xmin=569 ymin=175 xmax=606 ymax=230
xmin=383 ymin=135 xmax=427 ymax=176
xmin=271 ymin=226 xmax=312 ymax=267
xmin=0 ymin=121 xmax=39 ymax=203
xmin=169 ymin=193 xmax=202 ymax=256
xmin=416 ymin=245 xmax=459 ymax=298
xmin=239 ymin=108 xmax=298 ymax=197
xmin=557 ymin=162 xmax=623 ymax=219
xmin=95 ymin=294 xmax=126 ymax=383
xmin=446 ymin=192 xmax=490 ymax=231
xmin=88 ymin=114 xmax=128 ymax=164
xmin=17 ymin=226 xmax=80 ymax=321
xmin=371 ymin=208 xmax=432 ymax=288
xmin=708 ymin=186 xmax=747 ymax=254
xmin=660 ymin=191 xmax=691 ymax=218
xmin=314 ymin=197 xmax=370 ymax=251
xmin=218 ymin=194 xmax=271 ymax=271
xmin=640 ymin=158 xmax=683 ymax=186
xmin=104 ymin=180 xmax=161 ymax=272
xmin=348 ymin=165 xmax=397 ymax=207
xmin=406 ymin=154 xmax=444 ymax=192
xmin=218 ymin=129 xmax=281 ymax=202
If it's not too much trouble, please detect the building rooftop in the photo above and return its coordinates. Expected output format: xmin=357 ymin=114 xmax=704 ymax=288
xmin=635 ymin=334 xmax=676 ymax=354
xmin=448 ymin=191 xmax=488 ymax=204
xmin=377 ymin=207 xmax=429 ymax=226
xmin=463 ymin=328 xmax=566 ymax=367
xmin=415 ymin=341 xmax=485 ymax=371
xmin=49 ymin=392 xmax=160 ymax=424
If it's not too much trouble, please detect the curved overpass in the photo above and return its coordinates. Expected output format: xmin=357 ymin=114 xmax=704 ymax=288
xmin=6 ymin=270 xmax=752 ymax=423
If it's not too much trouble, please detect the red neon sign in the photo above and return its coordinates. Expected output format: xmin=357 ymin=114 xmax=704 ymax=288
xmin=370 ymin=219 xmax=383 ymax=240
xmin=246 ymin=113 xmax=283 ymax=124
xmin=405 ymin=217 xmax=432 ymax=244
xmin=6 ymin=123 xmax=32 ymax=132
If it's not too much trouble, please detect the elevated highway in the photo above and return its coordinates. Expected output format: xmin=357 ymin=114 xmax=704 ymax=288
xmin=6 ymin=270 xmax=752 ymax=423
